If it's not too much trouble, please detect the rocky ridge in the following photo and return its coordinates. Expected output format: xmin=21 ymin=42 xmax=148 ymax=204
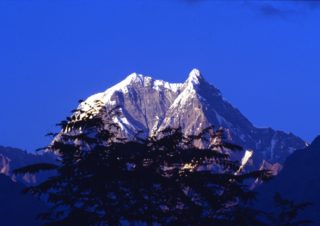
xmin=78 ymin=69 xmax=306 ymax=171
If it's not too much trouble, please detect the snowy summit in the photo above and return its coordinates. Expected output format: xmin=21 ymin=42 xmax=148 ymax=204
xmin=186 ymin=68 xmax=203 ymax=85
xmin=78 ymin=69 xmax=306 ymax=172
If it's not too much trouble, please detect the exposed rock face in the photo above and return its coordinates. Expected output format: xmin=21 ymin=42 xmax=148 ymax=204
xmin=79 ymin=69 xmax=306 ymax=169
xmin=0 ymin=146 xmax=55 ymax=185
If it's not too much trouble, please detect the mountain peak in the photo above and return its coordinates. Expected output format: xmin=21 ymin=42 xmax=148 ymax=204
xmin=112 ymin=72 xmax=154 ymax=90
xmin=123 ymin=72 xmax=145 ymax=84
xmin=186 ymin=68 xmax=203 ymax=85
xmin=77 ymin=69 xmax=305 ymax=170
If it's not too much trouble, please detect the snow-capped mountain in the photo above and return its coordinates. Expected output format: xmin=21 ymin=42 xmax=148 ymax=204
xmin=79 ymin=69 xmax=306 ymax=170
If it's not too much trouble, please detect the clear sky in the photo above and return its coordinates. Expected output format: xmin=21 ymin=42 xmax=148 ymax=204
xmin=0 ymin=0 xmax=319 ymax=151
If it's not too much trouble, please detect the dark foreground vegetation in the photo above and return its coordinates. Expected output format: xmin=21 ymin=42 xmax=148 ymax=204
xmin=15 ymin=101 xmax=311 ymax=226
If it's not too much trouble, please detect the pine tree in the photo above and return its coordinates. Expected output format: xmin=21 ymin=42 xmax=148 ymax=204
xmin=15 ymin=100 xmax=272 ymax=226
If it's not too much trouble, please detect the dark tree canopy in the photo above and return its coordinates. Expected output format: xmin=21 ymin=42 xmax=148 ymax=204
xmin=15 ymin=100 xmax=301 ymax=226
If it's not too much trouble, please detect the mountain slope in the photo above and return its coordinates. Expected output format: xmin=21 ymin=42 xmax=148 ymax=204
xmin=0 ymin=146 xmax=55 ymax=185
xmin=79 ymin=69 xmax=306 ymax=169
xmin=257 ymin=136 xmax=320 ymax=225
xmin=0 ymin=174 xmax=45 ymax=226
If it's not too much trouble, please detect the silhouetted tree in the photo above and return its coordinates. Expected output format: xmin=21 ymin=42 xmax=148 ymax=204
xmin=15 ymin=100 xmax=272 ymax=226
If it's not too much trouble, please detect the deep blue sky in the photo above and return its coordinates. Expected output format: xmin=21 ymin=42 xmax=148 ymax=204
xmin=0 ymin=0 xmax=319 ymax=151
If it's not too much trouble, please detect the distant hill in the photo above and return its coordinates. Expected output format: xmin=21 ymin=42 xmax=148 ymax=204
xmin=0 ymin=146 xmax=55 ymax=185
xmin=257 ymin=136 xmax=320 ymax=225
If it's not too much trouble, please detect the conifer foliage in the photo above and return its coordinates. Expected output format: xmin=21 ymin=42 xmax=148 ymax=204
xmin=15 ymin=100 xmax=271 ymax=226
